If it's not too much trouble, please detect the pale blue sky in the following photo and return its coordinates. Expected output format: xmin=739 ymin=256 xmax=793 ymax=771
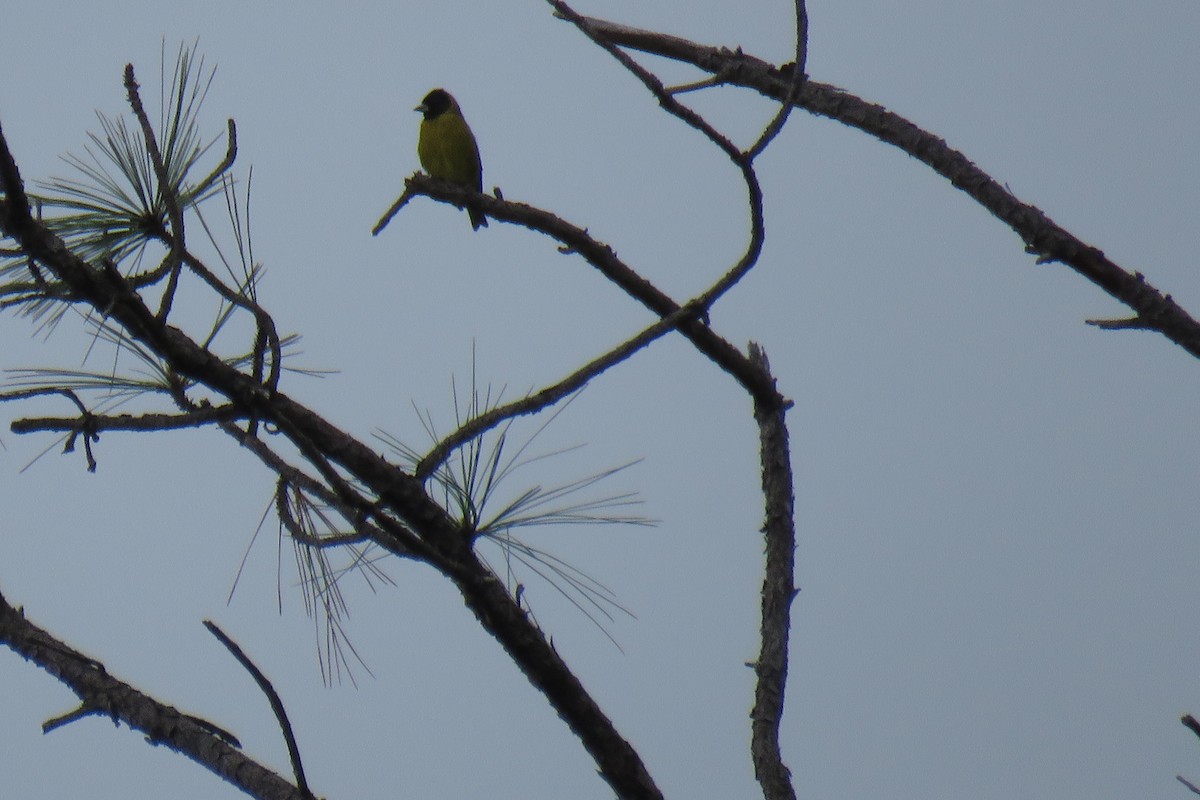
xmin=2 ymin=2 xmax=1199 ymax=798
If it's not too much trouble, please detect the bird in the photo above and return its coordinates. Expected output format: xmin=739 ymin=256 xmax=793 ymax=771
xmin=415 ymin=88 xmax=487 ymax=230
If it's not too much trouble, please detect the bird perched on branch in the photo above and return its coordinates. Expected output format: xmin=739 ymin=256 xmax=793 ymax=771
xmin=415 ymin=88 xmax=487 ymax=230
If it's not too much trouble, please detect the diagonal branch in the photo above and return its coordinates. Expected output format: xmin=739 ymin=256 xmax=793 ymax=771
xmin=744 ymin=0 xmax=807 ymax=162
xmin=204 ymin=621 xmax=315 ymax=800
xmin=193 ymin=118 xmax=238 ymax=200
xmin=575 ymin=14 xmax=1200 ymax=360
xmin=124 ymin=63 xmax=185 ymax=242
xmin=402 ymin=173 xmax=782 ymax=407
xmin=0 ymin=126 xmax=664 ymax=800
xmin=550 ymin=0 xmax=766 ymax=310
xmin=416 ymin=304 xmax=702 ymax=480
xmin=0 ymin=587 xmax=307 ymax=800
xmin=124 ymin=65 xmax=280 ymax=393
xmin=124 ymin=63 xmax=188 ymax=322
xmin=549 ymin=0 xmax=741 ymax=163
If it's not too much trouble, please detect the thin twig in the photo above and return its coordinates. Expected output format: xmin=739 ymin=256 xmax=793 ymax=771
xmin=126 ymin=64 xmax=279 ymax=391
xmin=744 ymin=0 xmax=807 ymax=161
xmin=276 ymin=478 xmax=370 ymax=548
xmin=549 ymin=0 xmax=741 ymax=162
xmin=0 ymin=386 xmax=89 ymax=414
xmin=43 ymin=705 xmax=101 ymax=733
xmin=371 ymin=185 xmax=417 ymax=236
xmin=551 ymin=0 xmax=766 ymax=311
xmin=416 ymin=304 xmax=701 ymax=480
xmin=402 ymin=175 xmax=778 ymax=405
xmin=124 ymin=64 xmax=187 ymax=321
xmin=193 ymin=118 xmax=238 ymax=199
xmin=124 ymin=64 xmax=185 ymax=240
xmin=203 ymin=620 xmax=315 ymax=800
xmin=234 ymin=422 xmax=415 ymax=547
xmin=176 ymin=247 xmax=282 ymax=392
xmin=1182 ymin=714 xmax=1200 ymax=741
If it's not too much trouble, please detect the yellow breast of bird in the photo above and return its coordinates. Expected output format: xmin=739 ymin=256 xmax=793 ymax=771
xmin=418 ymin=114 xmax=482 ymax=192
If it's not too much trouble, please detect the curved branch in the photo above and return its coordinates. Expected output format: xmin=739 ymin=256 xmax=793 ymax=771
xmin=193 ymin=118 xmax=238 ymax=199
xmin=416 ymin=304 xmax=701 ymax=480
xmin=124 ymin=66 xmax=280 ymax=393
xmin=551 ymin=0 xmax=767 ymax=309
xmin=175 ymin=247 xmax=283 ymax=393
xmin=574 ymin=15 xmax=1200 ymax=359
xmin=402 ymin=173 xmax=783 ymax=408
xmin=204 ymin=621 xmax=315 ymax=800
xmin=549 ymin=0 xmax=742 ymax=162
xmin=744 ymin=0 xmax=807 ymax=162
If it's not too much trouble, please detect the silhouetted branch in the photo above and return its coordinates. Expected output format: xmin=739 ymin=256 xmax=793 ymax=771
xmin=371 ymin=183 xmax=417 ymax=235
xmin=416 ymin=304 xmax=702 ymax=480
xmin=747 ymin=343 xmax=798 ymax=800
xmin=204 ymin=620 xmax=315 ymax=800
xmin=9 ymin=405 xmax=246 ymax=435
xmin=2 ymin=122 xmax=664 ymax=800
xmin=571 ymin=13 xmax=1200 ymax=360
xmin=124 ymin=63 xmax=187 ymax=320
xmin=551 ymin=0 xmax=767 ymax=308
xmin=744 ymin=0 xmax=807 ymax=161
xmin=276 ymin=478 xmax=370 ymax=548
xmin=1183 ymin=713 xmax=1200 ymax=741
xmin=0 ymin=588 xmax=305 ymax=799
xmin=193 ymin=118 xmax=239 ymax=199
xmin=400 ymin=174 xmax=779 ymax=406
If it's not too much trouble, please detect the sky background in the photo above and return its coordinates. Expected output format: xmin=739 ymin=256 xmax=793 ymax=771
xmin=2 ymin=2 xmax=1199 ymax=798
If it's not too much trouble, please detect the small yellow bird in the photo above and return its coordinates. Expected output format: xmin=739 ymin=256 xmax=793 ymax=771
xmin=415 ymin=88 xmax=487 ymax=230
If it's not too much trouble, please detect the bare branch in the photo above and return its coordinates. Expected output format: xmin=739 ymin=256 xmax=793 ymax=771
xmin=747 ymin=343 xmax=798 ymax=800
xmin=550 ymin=0 xmax=742 ymax=163
xmin=0 ymin=588 xmax=306 ymax=799
xmin=574 ymin=15 xmax=1200 ymax=360
xmin=371 ymin=183 xmax=417 ymax=236
xmin=276 ymin=478 xmax=370 ymax=548
xmin=744 ymin=0 xmax=807 ymax=161
xmin=1183 ymin=713 xmax=1200 ymax=741
xmin=223 ymin=421 xmax=415 ymax=554
xmin=204 ymin=620 xmax=315 ymax=800
xmin=193 ymin=118 xmax=238 ymax=199
xmin=9 ymin=405 xmax=245 ymax=435
xmin=174 ymin=247 xmax=283 ymax=393
xmin=1086 ymin=314 xmax=1155 ymax=331
xmin=552 ymin=0 xmax=768 ymax=309
xmin=402 ymin=173 xmax=779 ymax=404
xmin=416 ymin=304 xmax=702 ymax=480
xmin=0 ymin=386 xmax=90 ymax=415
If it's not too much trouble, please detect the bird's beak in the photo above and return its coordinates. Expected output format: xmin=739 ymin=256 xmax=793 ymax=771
xmin=414 ymin=103 xmax=427 ymax=114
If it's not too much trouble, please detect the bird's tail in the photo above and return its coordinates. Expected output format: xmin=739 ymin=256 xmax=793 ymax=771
xmin=470 ymin=207 xmax=488 ymax=231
